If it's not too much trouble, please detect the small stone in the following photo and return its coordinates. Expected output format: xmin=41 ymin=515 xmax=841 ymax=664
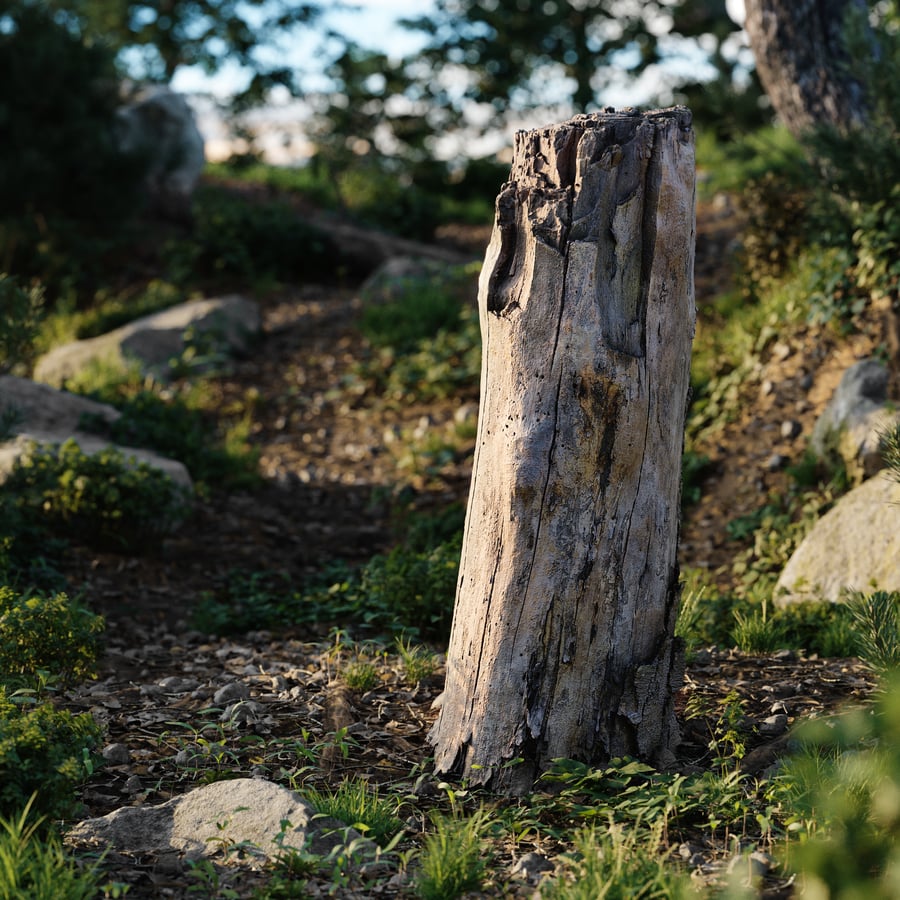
xmin=139 ymin=684 xmax=165 ymax=699
xmin=759 ymin=714 xmax=789 ymax=736
xmin=220 ymin=700 xmax=265 ymax=723
xmin=727 ymin=851 xmax=772 ymax=880
xmin=770 ymin=701 xmax=789 ymax=715
xmin=174 ymin=749 xmax=193 ymax=766
xmin=213 ymin=682 xmax=250 ymax=705
xmin=508 ymin=852 xmax=554 ymax=883
xmin=799 ymin=373 xmax=814 ymax=390
xmin=772 ymin=341 xmax=792 ymax=361
xmin=765 ymin=453 xmax=789 ymax=471
xmin=124 ymin=775 xmax=143 ymax=794
xmin=760 ymin=380 xmax=775 ymax=397
xmin=780 ymin=420 xmax=802 ymax=440
xmin=102 ymin=743 xmax=131 ymax=765
xmin=158 ymin=675 xmax=199 ymax=693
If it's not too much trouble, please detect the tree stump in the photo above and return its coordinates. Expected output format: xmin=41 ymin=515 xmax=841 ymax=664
xmin=429 ymin=107 xmax=696 ymax=794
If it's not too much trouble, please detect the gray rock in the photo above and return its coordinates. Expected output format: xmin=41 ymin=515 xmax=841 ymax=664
xmin=810 ymin=359 xmax=900 ymax=482
xmin=780 ymin=419 xmax=802 ymax=440
xmin=33 ymin=296 xmax=261 ymax=388
xmin=124 ymin=775 xmax=143 ymax=794
xmin=116 ymin=85 xmax=205 ymax=221
xmin=359 ymin=256 xmax=450 ymax=304
xmin=759 ymin=714 xmax=789 ymax=736
xmin=765 ymin=453 xmax=789 ymax=471
xmin=0 ymin=375 xmax=192 ymax=492
xmin=508 ymin=851 xmax=554 ymax=884
xmin=66 ymin=778 xmax=367 ymax=862
xmin=775 ymin=472 xmax=900 ymax=604
xmin=101 ymin=743 xmax=132 ymax=765
xmin=213 ymin=682 xmax=251 ymax=705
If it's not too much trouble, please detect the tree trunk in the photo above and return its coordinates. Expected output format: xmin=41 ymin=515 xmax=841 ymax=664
xmin=743 ymin=0 xmax=870 ymax=138
xmin=429 ymin=108 xmax=695 ymax=795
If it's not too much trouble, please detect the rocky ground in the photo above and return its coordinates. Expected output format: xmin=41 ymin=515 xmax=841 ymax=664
xmin=54 ymin=194 xmax=894 ymax=896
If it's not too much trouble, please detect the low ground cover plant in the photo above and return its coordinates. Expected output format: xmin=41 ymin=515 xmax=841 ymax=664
xmin=2 ymin=439 xmax=190 ymax=552
xmin=0 ymin=587 xmax=103 ymax=688
xmin=353 ymin=263 xmax=482 ymax=404
xmin=79 ymin=377 xmax=261 ymax=492
xmin=0 ymin=582 xmax=104 ymax=825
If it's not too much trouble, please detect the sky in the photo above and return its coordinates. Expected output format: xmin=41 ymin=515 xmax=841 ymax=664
xmin=174 ymin=0 xmax=749 ymax=164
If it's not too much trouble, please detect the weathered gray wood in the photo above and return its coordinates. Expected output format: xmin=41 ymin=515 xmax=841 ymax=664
xmin=429 ymin=108 xmax=696 ymax=794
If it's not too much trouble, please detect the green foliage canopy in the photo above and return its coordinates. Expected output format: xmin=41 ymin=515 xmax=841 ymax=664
xmin=42 ymin=0 xmax=322 ymax=105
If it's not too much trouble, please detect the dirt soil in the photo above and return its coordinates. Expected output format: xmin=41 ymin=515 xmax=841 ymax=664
xmin=56 ymin=195 xmax=895 ymax=897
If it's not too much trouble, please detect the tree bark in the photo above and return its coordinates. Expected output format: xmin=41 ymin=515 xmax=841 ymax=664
xmin=743 ymin=0 xmax=870 ymax=138
xmin=429 ymin=108 xmax=695 ymax=795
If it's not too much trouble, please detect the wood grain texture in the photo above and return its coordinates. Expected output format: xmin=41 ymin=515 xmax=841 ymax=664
xmin=429 ymin=108 xmax=696 ymax=793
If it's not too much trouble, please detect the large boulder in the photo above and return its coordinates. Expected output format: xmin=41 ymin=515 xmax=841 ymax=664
xmin=33 ymin=295 xmax=260 ymax=388
xmin=775 ymin=471 xmax=900 ymax=604
xmin=66 ymin=778 xmax=367 ymax=863
xmin=116 ymin=85 xmax=205 ymax=220
xmin=810 ymin=359 xmax=900 ymax=483
xmin=0 ymin=375 xmax=191 ymax=491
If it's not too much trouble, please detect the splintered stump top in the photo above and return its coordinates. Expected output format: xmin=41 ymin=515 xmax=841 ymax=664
xmin=429 ymin=107 xmax=696 ymax=795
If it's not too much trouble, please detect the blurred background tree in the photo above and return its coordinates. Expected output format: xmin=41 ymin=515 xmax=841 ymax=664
xmin=0 ymin=0 xmax=149 ymax=297
xmin=398 ymin=0 xmax=764 ymax=143
xmin=40 ymin=0 xmax=323 ymax=107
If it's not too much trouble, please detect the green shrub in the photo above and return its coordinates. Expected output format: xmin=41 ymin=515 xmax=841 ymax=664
xmin=81 ymin=386 xmax=260 ymax=491
xmin=729 ymin=475 xmax=846 ymax=603
xmin=678 ymin=569 xmax=857 ymax=657
xmin=0 ymin=690 xmax=102 ymax=821
xmin=416 ymin=809 xmax=490 ymax=900
xmin=883 ymin=421 xmax=900 ymax=483
xmin=0 ymin=797 xmax=101 ymax=898
xmin=849 ymin=184 xmax=900 ymax=301
xmin=541 ymin=821 xmax=693 ymax=900
xmin=68 ymin=280 xmax=185 ymax=342
xmin=359 ymin=263 xmax=477 ymax=352
xmin=0 ymin=588 xmax=103 ymax=688
xmin=164 ymin=187 xmax=342 ymax=288
xmin=846 ymin=590 xmax=900 ymax=674
xmin=804 ymin=3 xmax=900 ymax=214
xmin=775 ymin=672 xmax=900 ymax=898
xmin=361 ymin=282 xmax=469 ymax=355
xmin=303 ymin=778 xmax=402 ymax=847
xmin=0 ymin=275 xmax=43 ymax=375
xmin=191 ymin=569 xmax=311 ymax=636
xmin=373 ymin=309 xmax=482 ymax=403
xmin=0 ymin=2 xmax=146 ymax=295
xmin=194 ymin=536 xmax=461 ymax=641
xmin=681 ymin=450 xmax=712 ymax=509
xmin=310 ymin=537 xmax=462 ymax=641
xmin=3 ymin=439 xmax=191 ymax=552
xmin=337 ymin=164 xmax=442 ymax=239
xmin=738 ymin=170 xmax=814 ymax=289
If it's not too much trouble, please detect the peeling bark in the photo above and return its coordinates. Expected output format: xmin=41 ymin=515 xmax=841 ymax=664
xmin=428 ymin=108 xmax=696 ymax=795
